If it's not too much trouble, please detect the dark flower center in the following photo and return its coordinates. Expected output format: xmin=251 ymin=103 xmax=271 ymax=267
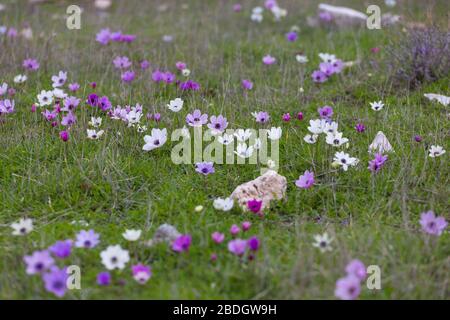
xmin=202 ymin=168 xmax=208 ymax=173
xmin=333 ymin=139 xmax=339 ymax=145
xmin=320 ymin=241 xmax=327 ymax=247
xmin=84 ymin=240 xmax=91 ymax=247
xmin=341 ymin=159 xmax=347 ymax=164
xmin=215 ymin=123 xmax=221 ymax=129
xmin=20 ymin=227 xmax=26 ymax=233
xmin=111 ymin=256 xmax=118 ymax=263
xmin=53 ymin=281 xmax=64 ymax=290
xmin=35 ymin=262 xmax=44 ymax=270
xmin=154 ymin=140 xmax=160 ymax=145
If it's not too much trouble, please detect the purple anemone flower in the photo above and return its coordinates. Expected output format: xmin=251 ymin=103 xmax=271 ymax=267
xmin=318 ymin=105 xmax=333 ymax=119
xmin=419 ymin=211 xmax=447 ymax=236
xmin=24 ymin=250 xmax=55 ymax=275
xmin=312 ymin=70 xmax=327 ymax=83
xmin=195 ymin=162 xmax=215 ymax=175
xmin=121 ymin=71 xmax=135 ymax=83
xmin=43 ymin=267 xmax=68 ymax=297
xmin=75 ymin=229 xmax=100 ymax=248
xmin=186 ymin=109 xmax=208 ymax=127
xmin=227 ymin=239 xmax=247 ymax=256
xmin=295 ymin=170 xmax=315 ymax=189
xmin=207 ymin=115 xmax=228 ymax=133
xmin=172 ymin=234 xmax=192 ymax=252
xmin=49 ymin=240 xmax=72 ymax=259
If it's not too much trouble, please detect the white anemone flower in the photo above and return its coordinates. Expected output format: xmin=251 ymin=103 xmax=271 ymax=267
xmin=143 ymin=128 xmax=167 ymax=151
xmin=87 ymin=129 xmax=104 ymax=140
xmin=213 ymin=197 xmax=234 ymax=211
xmin=304 ymin=134 xmax=318 ymax=144
xmin=10 ymin=218 xmax=33 ymax=236
xmin=167 ymin=98 xmax=183 ymax=112
xmin=333 ymin=151 xmax=359 ymax=171
xmin=428 ymin=145 xmax=446 ymax=158
xmin=234 ymin=129 xmax=253 ymax=142
xmin=368 ymin=131 xmax=394 ymax=154
xmin=370 ymin=100 xmax=384 ymax=111
xmin=122 ymin=229 xmax=142 ymax=241
xmin=267 ymin=127 xmax=282 ymax=140
xmin=326 ymin=132 xmax=349 ymax=147
xmin=100 ymin=245 xmax=130 ymax=270
xmin=312 ymin=233 xmax=333 ymax=253
xmin=235 ymin=143 xmax=254 ymax=158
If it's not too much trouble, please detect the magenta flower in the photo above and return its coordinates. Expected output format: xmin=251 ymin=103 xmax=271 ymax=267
xmin=195 ymin=162 xmax=215 ymax=175
xmin=163 ymin=72 xmax=176 ymax=84
xmin=228 ymin=239 xmax=247 ymax=256
xmin=23 ymin=58 xmax=39 ymax=71
xmin=419 ymin=211 xmax=447 ymax=236
xmin=241 ymin=79 xmax=253 ymax=90
xmin=414 ymin=135 xmax=422 ymax=142
xmin=23 ymin=250 xmax=55 ymax=275
xmin=172 ymin=234 xmax=192 ymax=252
xmin=87 ymin=93 xmax=99 ymax=107
xmin=211 ymin=232 xmax=225 ymax=244
xmin=297 ymin=112 xmax=304 ymax=120
xmin=230 ymin=224 xmax=240 ymax=236
xmin=247 ymin=236 xmax=260 ymax=251
xmin=7 ymin=27 xmax=18 ymax=38
xmin=113 ymin=56 xmax=132 ymax=69
xmin=262 ymin=55 xmax=276 ymax=65
xmin=96 ymin=28 xmax=111 ymax=45
xmin=318 ymin=105 xmax=333 ymax=119
xmin=295 ymin=170 xmax=315 ymax=189
xmin=371 ymin=47 xmax=380 ymax=54
xmin=90 ymin=82 xmax=97 ymax=89
xmin=179 ymin=80 xmax=200 ymax=91
xmin=75 ymin=229 xmax=100 ymax=248
xmin=131 ymin=264 xmax=152 ymax=284
xmin=49 ymin=240 xmax=72 ymax=259
xmin=368 ymin=153 xmax=388 ymax=173
xmin=210 ymin=253 xmax=218 ymax=262
xmin=97 ymin=272 xmax=111 ymax=286
xmin=319 ymin=11 xmax=333 ymax=22
xmin=355 ymin=123 xmax=365 ymax=133
xmin=186 ymin=109 xmax=208 ymax=127
xmin=140 ymin=60 xmax=150 ymax=70
xmin=264 ymin=0 xmax=277 ymax=9
xmin=247 ymin=199 xmax=262 ymax=213
xmin=175 ymin=61 xmax=187 ymax=70
xmin=312 ymin=70 xmax=327 ymax=83
xmin=98 ymin=96 xmax=112 ymax=111
xmin=345 ymin=259 xmax=367 ymax=281
xmin=153 ymin=113 xmax=161 ymax=122
xmin=152 ymin=70 xmax=164 ymax=82
xmin=61 ymin=112 xmax=77 ymax=127
xmin=282 ymin=113 xmax=291 ymax=122
xmin=233 ymin=3 xmax=242 ymax=12
xmin=207 ymin=115 xmax=228 ymax=133
xmin=335 ymin=275 xmax=361 ymax=300
xmin=43 ymin=267 xmax=68 ymax=297
xmin=110 ymin=31 xmax=122 ymax=41
xmin=242 ymin=221 xmax=251 ymax=231
xmin=42 ymin=109 xmax=57 ymax=121
xmin=285 ymin=31 xmax=298 ymax=42
xmin=68 ymin=83 xmax=80 ymax=92
xmin=59 ymin=130 xmax=69 ymax=142
xmin=121 ymin=71 xmax=135 ymax=83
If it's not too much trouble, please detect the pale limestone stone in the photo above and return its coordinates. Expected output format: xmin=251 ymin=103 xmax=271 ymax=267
xmin=230 ymin=170 xmax=287 ymax=211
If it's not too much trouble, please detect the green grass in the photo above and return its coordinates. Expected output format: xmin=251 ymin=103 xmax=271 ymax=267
xmin=0 ymin=0 xmax=448 ymax=299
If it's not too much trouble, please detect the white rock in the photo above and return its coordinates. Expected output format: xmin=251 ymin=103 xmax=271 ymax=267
xmin=230 ymin=170 xmax=287 ymax=211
